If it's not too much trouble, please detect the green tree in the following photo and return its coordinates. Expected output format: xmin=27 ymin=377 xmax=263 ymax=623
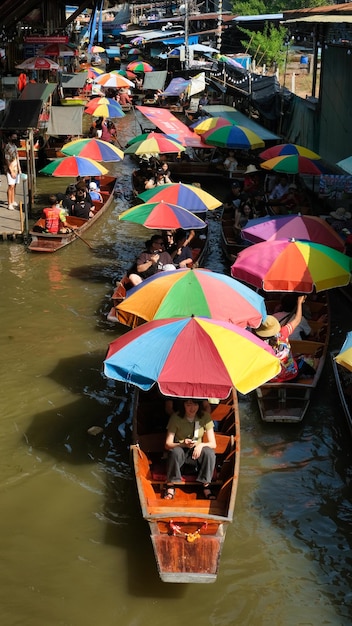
xmin=238 ymin=22 xmax=289 ymax=69
xmin=233 ymin=0 xmax=329 ymax=13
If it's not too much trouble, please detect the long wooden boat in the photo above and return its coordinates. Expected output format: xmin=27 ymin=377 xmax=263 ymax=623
xmin=220 ymin=206 xmax=248 ymax=264
xmin=28 ymin=175 xmax=117 ymax=253
xmin=256 ymin=294 xmax=330 ymax=423
xmin=130 ymin=386 xmax=240 ymax=583
xmin=107 ymin=231 xmax=209 ymax=323
xmin=331 ymin=350 xmax=352 ymax=434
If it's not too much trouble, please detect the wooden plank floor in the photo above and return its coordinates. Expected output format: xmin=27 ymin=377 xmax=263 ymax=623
xmin=0 ymin=174 xmax=27 ymax=240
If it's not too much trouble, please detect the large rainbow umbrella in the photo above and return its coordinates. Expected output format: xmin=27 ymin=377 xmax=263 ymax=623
xmin=84 ymin=97 xmax=125 ymax=118
xmin=241 ymin=214 xmax=345 ymax=252
xmin=39 ymin=156 xmax=108 ymax=177
xmin=119 ymin=201 xmax=206 ymax=230
xmin=103 ymin=316 xmax=280 ymax=398
xmin=216 ymin=54 xmax=245 ymax=69
xmin=203 ymin=125 xmax=265 ymax=150
xmin=231 ymin=239 xmax=352 ymax=293
xmin=138 ymin=182 xmax=222 ymax=212
xmin=124 ymin=132 xmax=185 ymax=155
xmin=115 ymin=268 xmax=267 ymax=329
xmin=80 ymin=66 xmax=104 ymax=80
xmin=334 ymin=332 xmax=352 ymax=372
xmin=127 ymin=61 xmax=153 ymax=73
xmin=95 ymin=72 xmax=134 ymax=88
xmin=191 ymin=116 xmax=232 ymax=135
xmin=61 ymin=138 xmax=124 ymax=162
xmin=260 ymin=143 xmax=321 ymax=160
xmin=128 ymin=48 xmax=142 ymax=55
xmin=260 ymin=155 xmax=328 ymax=175
xmin=112 ymin=69 xmax=136 ymax=80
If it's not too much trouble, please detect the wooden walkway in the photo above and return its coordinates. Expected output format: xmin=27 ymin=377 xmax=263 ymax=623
xmin=0 ymin=174 xmax=28 ymax=240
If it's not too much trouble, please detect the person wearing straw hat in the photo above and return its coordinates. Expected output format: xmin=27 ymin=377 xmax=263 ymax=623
xmin=254 ymin=295 xmax=307 ymax=382
xmin=243 ymin=163 xmax=262 ymax=197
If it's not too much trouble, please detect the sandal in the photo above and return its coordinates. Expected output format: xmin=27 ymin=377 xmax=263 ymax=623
xmin=163 ymin=485 xmax=175 ymax=500
xmin=203 ymin=486 xmax=216 ymax=500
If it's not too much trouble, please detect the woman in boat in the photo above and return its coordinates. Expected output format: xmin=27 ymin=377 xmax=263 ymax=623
xmin=169 ymin=230 xmax=193 ymax=268
xmin=254 ymin=295 xmax=309 ymax=382
xmin=164 ymin=398 xmax=217 ymax=500
xmin=233 ymin=199 xmax=256 ymax=240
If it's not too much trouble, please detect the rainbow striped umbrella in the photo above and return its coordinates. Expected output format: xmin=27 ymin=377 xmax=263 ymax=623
xmin=119 ymin=201 xmax=206 ymax=230
xmin=104 ymin=316 xmax=280 ymax=398
xmin=260 ymin=143 xmax=321 ymax=160
xmin=39 ymin=156 xmax=108 ymax=177
xmin=111 ymin=69 xmax=136 ymax=80
xmin=216 ymin=54 xmax=245 ymax=69
xmin=203 ymin=124 xmax=265 ymax=150
xmin=61 ymin=138 xmax=124 ymax=162
xmin=84 ymin=97 xmax=125 ymax=118
xmin=127 ymin=61 xmax=153 ymax=73
xmin=334 ymin=332 xmax=352 ymax=372
xmin=191 ymin=116 xmax=232 ymax=135
xmin=124 ymin=132 xmax=185 ymax=155
xmin=138 ymin=182 xmax=222 ymax=212
xmin=95 ymin=72 xmax=134 ymax=88
xmin=260 ymin=155 xmax=327 ymax=175
xmin=128 ymin=48 xmax=142 ymax=55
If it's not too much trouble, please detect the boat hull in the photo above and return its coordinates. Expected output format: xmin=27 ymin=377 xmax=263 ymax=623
xmin=331 ymin=350 xmax=352 ymax=434
xmin=131 ymin=388 xmax=240 ymax=582
xmin=28 ymin=175 xmax=116 ymax=252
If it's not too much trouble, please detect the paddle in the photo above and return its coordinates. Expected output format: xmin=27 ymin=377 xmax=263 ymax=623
xmin=68 ymin=228 xmax=96 ymax=251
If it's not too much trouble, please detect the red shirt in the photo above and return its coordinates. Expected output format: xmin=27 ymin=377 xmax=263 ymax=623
xmin=43 ymin=207 xmax=66 ymax=233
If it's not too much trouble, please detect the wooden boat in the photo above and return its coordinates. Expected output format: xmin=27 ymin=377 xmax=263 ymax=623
xmin=107 ymin=231 xmax=209 ymax=323
xmin=130 ymin=386 xmax=240 ymax=582
xmin=256 ymin=295 xmax=330 ymax=423
xmin=331 ymin=350 xmax=352 ymax=434
xmin=220 ymin=205 xmax=248 ymax=263
xmin=28 ymin=175 xmax=117 ymax=253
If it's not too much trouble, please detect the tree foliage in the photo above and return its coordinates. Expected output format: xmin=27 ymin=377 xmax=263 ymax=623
xmin=238 ymin=22 xmax=289 ymax=69
xmin=233 ymin=0 xmax=328 ymax=13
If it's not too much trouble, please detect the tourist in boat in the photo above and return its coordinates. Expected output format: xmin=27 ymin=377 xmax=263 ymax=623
xmin=162 ymin=230 xmax=175 ymax=252
xmin=4 ymin=132 xmax=21 ymax=211
xmin=128 ymin=235 xmax=175 ymax=286
xmin=268 ymin=174 xmax=291 ymax=214
xmin=163 ymin=398 xmax=217 ymax=500
xmin=88 ymin=181 xmax=103 ymax=202
xmin=233 ymin=200 xmax=256 ymax=239
xmin=243 ymin=164 xmax=262 ymax=197
xmin=254 ymin=295 xmax=313 ymax=382
xmin=119 ymin=89 xmax=132 ymax=106
xmin=223 ymin=180 xmax=246 ymax=211
xmin=145 ymin=168 xmax=171 ymax=189
xmin=60 ymin=184 xmax=77 ymax=216
xmin=223 ymin=150 xmax=238 ymax=175
xmin=42 ymin=194 xmax=69 ymax=233
xmin=169 ymin=230 xmax=193 ymax=268
xmin=273 ymin=293 xmax=312 ymax=340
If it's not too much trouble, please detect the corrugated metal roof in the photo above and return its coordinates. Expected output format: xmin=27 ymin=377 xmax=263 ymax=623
xmin=285 ymin=15 xmax=352 ymax=23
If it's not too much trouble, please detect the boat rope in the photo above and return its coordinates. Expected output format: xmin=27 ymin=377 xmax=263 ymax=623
xmin=169 ymin=520 xmax=207 ymax=542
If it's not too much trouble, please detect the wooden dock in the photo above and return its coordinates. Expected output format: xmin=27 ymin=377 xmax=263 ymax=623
xmin=0 ymin=174 xmax=28 ymax=241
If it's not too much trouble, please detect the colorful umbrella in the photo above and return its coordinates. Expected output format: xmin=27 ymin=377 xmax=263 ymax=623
xmin=260 ymin=155 xmax=328 ymax=175
xmin=127 ymin=61 xmax=153 ymax=73
xmin=112 ymin=69 xmax=136 ymax=80
xmin=260 ymin=143 xmax=321 ymax=160
xmin=91 ymin=45 xmax=105 ymax=53
xmin=203 ymin=125 xmax=265 ymax=150
xmin=39 ymin=156 xmax=108 ymax=177
xmin=95 ymin=72 xmax=134 ymax=88
xmin=231 ymin=239 xmax=352 ymax=293
xmin=128 ymin=48 xmax=142 ymax=55
xmin=334 ymin=332 xmax=352 ymax=372
xmin=84 ymin=97 xmax=125 ymax=118
xmin=119 ymin=201 xmax=206 ymax=230
xmin=124 ymin=132 xmax=185 ymax=155
xmin=120 ymin=44 xmax=132 ymax=50
xmin=38 ymin=43 xmax=77 ymax=57
xmin=126 ymin=132 xmax=150 ymax=147
xmin=116 ymin=267 xmax=267 ymax=329
xmin=103 ymin=316 xmax=280 ymax=398
xmin=61 ymin=138 xmax=124 ymax=162
xmin=138 ymin=182 xmax=222 ymax=212
xmin=16 ymin=56 xmax=60 ymax=70
xmin=191 ymin=116 xmax=232 ymax=135
xmin=241 ymin=215 xmax=345 ymax=252
xmin=81 ymin=66 xmax=104 ymax=80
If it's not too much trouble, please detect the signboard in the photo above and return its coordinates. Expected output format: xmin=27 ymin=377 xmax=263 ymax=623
xmin=136 ymin=106 xmax=205 ymax=148
xmin=24 ymin=36 xmax=69 ymax=44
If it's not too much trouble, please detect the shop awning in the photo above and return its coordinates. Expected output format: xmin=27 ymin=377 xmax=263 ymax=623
xmin=19 ymin=83 xmax=57 ymax=101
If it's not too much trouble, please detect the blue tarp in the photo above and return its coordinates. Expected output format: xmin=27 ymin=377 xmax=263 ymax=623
xmin=161 ymin=35 xmax=198 ymax=45
xmin=105 ymin=47 xmax=121 ymax=58
xmin=162 ymin=77 xmax=190 ymax=96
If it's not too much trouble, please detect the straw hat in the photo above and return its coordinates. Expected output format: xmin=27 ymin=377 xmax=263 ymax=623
xmin=330 ymin=207 xmax=351 ymax=220
xmin=255 ymin=315 xmax=281 ymax=338
xmin=245 ymin=164 xmax=259 ymax=174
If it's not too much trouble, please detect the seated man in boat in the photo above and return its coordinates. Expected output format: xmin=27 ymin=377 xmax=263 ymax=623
xmin=42 ymin=195 xmax=69 ymax=234
xmin=128 ymin=235 xmax=175 ymax=286
xmin=169 ymin=230 xmax=194 ymax=268
xmin=88 ymin=182 xmax=103 ymax=202
xmin=254 ymin=295 xmax=312 ymax=382
xmin=164 ymin=398 xmax=217 ymax=500
xmin=223 ymin=150 xmax=238 ymax=175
